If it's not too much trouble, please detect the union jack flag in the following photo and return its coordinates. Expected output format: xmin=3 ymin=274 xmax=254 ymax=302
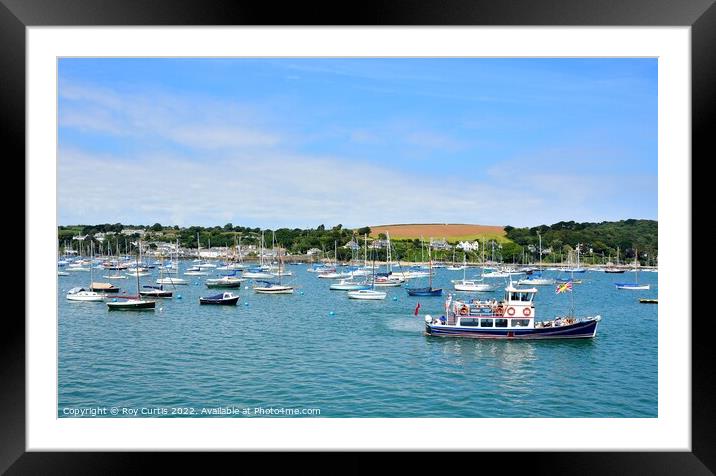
xmin=556 ymin=281 xmax=573 ymax=294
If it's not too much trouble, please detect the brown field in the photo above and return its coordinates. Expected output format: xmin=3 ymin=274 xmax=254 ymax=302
xmin=369 ymin=223 xmax=507 ymax=242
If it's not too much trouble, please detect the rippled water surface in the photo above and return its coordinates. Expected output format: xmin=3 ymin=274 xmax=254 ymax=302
xmin=58 ymin=264 xmax=658 ymax=417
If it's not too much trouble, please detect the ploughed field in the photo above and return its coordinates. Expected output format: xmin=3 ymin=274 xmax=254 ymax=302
xmin=369 ymin=223 xmax=507 ymax=241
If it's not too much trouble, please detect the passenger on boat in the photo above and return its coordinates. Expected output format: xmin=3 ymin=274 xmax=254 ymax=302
xmin=439 ymin=315 xmax=447 ymax=325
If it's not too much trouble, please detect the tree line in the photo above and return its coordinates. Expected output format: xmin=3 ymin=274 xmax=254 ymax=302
xmin=504 ymin=219 xmax=658 ymax=265
xmin=58 ymin=219 xmax=657 ymax=265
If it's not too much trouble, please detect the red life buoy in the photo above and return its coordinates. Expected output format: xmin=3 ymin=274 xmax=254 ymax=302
xmin=459 ymin=305 xmax=469 ymax=316
xmin=523 ymin=307 xmax=532 ymax=317
xmin=506 ymin=307 xmax=516 ymax=316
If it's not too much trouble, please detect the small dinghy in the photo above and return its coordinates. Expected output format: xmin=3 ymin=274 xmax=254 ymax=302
xmin=199 ymin=292 xmax=240 ymax=305
xmin=639 ymin=298 xmax=658 ymax=304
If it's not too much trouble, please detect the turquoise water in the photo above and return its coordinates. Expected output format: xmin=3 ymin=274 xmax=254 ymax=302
xmin=58 ymin=264 xmax=658 ymax=417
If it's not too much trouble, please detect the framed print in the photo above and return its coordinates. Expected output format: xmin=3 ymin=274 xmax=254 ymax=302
xmin=7 ymin=0 xmax=711 ymax=472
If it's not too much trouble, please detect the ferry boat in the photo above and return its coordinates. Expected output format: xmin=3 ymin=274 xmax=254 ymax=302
xmin=424 ymin=285 xmax=601 ymax=339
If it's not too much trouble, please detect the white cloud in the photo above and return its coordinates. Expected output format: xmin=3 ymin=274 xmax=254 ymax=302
xmin=58 ymin=148 xmax=550 ymax=228
xmin=59 ymin=81 xmax=280 ymax=151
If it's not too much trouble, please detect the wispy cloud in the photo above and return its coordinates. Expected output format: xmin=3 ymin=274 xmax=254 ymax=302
xmin=59 ymin=81 xmax=281 ymax=152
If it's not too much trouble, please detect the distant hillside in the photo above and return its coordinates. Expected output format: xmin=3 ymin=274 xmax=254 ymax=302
xmin=505 ymin=219 xmax=658 ymax=263
xmin=369 ymin=223 xmax=507 ymax=242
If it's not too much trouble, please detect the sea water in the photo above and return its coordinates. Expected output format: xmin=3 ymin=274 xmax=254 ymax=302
xmin=58 ymin=264 xmax=657 ymax=417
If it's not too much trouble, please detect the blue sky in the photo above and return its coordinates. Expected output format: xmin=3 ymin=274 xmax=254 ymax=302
xmin=58 ymin=58 xmax=657 ymax=228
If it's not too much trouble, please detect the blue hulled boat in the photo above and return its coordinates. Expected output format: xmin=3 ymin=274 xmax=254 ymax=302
xmin=199 ymin=292 xmax=240 ymax=305
xmin=406 ymin=254 xmax=442 ymax=296
xmin=407 ymin=287 xmax=443 ymax=296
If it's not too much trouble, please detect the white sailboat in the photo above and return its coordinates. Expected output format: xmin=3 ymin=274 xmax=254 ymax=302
xmin=157 ymin=240 xmax=188 ymax=285
xmin=66 ymin=242 xmax=104 ymax=302
xmin=518 ymin=233 xmax=555 ymax=286
xmin=107 ymin=247 xmax=156 ymax=311
xmin=348 ymin=244 xmax=386 ymax=300
xmin=453 ymin=255 xmax=495 ymax=292
xmin=253 ymin=245 xmax=294 ymax=294
xmin=615 ymin=247 xmax=650 ymax=290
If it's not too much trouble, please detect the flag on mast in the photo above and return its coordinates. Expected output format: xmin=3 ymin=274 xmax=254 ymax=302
xmin=556 ymin=281 xmax=573 ymax=294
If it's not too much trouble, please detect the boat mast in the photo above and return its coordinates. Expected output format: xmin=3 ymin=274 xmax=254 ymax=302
xmin=364 ymin=233 xmax=368 ymax=268
xmin=538 ymin=232 xmax=543 ymax=271
xmin=420 ymin=236 xmax=424 ymax=264
xmin=135 ymin=242 xmax=141 ymax=297
xmin=428 ymin=244 xmax=433 ymax=289
xmin=386 ymin=232 xmax=392 ymax=273
xmin=260 ymin=231 xmax=265 ymax=267
xmin=89 ymin=240 xmax=94 ymax=288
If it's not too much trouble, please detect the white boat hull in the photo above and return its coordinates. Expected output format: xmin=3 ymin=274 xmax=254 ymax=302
xmin=517 ymin=278 xmax=556 ymax=286
xmin=243 ymin=272 xmax=274 ymax=279
xmin=347 ymin=290 xmax=387 ymax=300
xmin=254 ymin=286 xmax=294 ymax=294
xmin=156 ymin=278 xmax=188 ymax=285
xmin=66 ymin=292 xmax=104 ymax=302
xmin=615 ymin=284 xmax=650 ymax=290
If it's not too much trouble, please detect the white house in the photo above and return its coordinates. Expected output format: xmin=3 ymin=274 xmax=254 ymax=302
xmin=121 ymin=228 xmax=146 ymax=237
xmin=344 ymin=240 xmax=361 ymax=250
xmin=456 ymin=240 xmax=479 ymax=252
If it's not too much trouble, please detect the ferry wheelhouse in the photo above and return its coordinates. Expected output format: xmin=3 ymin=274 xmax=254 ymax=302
xmin=424 ymin=285 xmax=601 ymax=339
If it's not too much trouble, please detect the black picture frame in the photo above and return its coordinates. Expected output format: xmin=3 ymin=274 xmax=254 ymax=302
xmin=7 ymin=0 xmax=709 ymax=473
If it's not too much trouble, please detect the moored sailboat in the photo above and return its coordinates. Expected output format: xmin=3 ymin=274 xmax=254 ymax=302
xmin=615 ymin=247 xmax=650 ymax=290
xmin=107 ymin=248 xmax=156 ymax=311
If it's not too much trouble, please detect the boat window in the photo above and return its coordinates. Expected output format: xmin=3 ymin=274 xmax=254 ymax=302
xmin=511 ymin=319 xmax=530 ymax=327
xmin=495 ymin=319 xmax=508 ymax=328
xmin=460 ymin=317 xmax=480 ymax=327
xmin=480 ymin=319 xmax=494 ymax=327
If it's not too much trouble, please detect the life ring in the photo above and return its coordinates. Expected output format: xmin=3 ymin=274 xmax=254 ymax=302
xmin=523 ymin=307 xmax=532 ymax=317
xmin=506 ymin=307 xmax=516 ymax=316
xmin=495 ymin=306 xmax=504 ymax=315
xmin=459 ymin=305 xmax=469 ymax=316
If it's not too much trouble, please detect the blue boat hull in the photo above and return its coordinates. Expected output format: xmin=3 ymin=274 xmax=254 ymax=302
xmin=425 ymin=319 xmax=599 ymax=339
xmin=199 ymin=297 xmax=240 ymax=305
xmin=407 ymin=287 xmax=443 ymax=296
